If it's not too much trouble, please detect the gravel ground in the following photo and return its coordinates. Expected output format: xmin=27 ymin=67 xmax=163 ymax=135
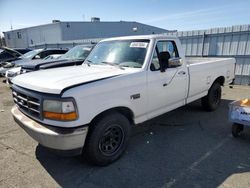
xmin=1 ymin=77 xmax=250 ymax=188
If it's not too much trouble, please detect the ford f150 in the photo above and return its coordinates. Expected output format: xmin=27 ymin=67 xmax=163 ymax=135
xmin=11 ymin=34 xmax=235 ymax=166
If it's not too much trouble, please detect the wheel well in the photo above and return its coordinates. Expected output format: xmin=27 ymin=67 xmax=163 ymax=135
xmin=214 ymin=76 xmax=225 ymax=86
xmin=90 ymin=107 xmax=135 ymax=126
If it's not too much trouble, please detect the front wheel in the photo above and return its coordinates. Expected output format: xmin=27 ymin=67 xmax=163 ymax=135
xmin=232 ymin=123 xmax=244 ymax=138
xmin=201 ymin=82 xmax=221 ymax=111
xmin=83 ymin=112 xmax=131 ymax=166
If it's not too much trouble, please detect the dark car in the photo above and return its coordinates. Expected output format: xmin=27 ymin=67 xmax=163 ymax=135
xmin=0 ymin=47 xmax=22 ymax=65
xmin=0 ymin=48 xmax=68 ymax=76
xmin=21 ymin=45 xmax=93 ymax=73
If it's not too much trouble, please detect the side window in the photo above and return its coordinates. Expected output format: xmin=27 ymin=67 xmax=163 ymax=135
xmin=38 ymin=51 xmax=50 ymax=59
xmin=32 ymin=52 xmax=44 ymax=59
xmin=44 ymin=50 xmax=63 ymax=57
xmin=17 ymin=32 xmax=22 ymax=39
xmin=150 ymin=41 xmax=179 ymax=71
xmin=55 ymin=50 xmax=67 ymax=55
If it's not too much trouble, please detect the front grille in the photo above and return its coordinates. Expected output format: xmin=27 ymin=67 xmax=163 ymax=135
xmin=12 ymin=89 xmax=41 ymax=119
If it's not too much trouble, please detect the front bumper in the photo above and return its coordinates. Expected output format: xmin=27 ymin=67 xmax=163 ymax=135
xmin=0 ymin=67 xmax=10 ymax=76
xmin=11 ymin=106 xmax=88 ymax=155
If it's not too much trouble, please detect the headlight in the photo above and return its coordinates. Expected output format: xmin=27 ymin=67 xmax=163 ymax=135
xmin=3 ymin=62 xmax=14 ymax=68
xmin=21 ymin=69 xmax=26 ymax=74
xmin=43 ymin=99 xmax=78 ymax=121
xmin=7 ymin=71 xmax=18 ymax=77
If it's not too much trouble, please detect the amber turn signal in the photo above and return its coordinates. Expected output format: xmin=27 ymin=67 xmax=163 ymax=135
xmin=43 ymin=111 xmax=77 ymax=121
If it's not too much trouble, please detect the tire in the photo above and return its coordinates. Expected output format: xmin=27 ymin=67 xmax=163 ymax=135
xmin=232 ymin=123 xmax=244 ymax=138
xmin=84 ymin=112 xmax=131 ymax=166
xmin=201 ymin=82 xmax=221 ymax=111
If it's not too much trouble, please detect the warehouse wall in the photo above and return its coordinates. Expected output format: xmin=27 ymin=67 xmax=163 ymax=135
xmin=60 ymin=21 xmax=167 ymax=40
xmin=4 ymin=21 xmax=167 ymax=49
xmin=4 ymin=23 xmax=62 ymax=48
xmin=175 ymin=25 xmax=250 ymax=85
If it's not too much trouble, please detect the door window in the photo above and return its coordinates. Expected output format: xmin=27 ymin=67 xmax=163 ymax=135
xmin=150 ymin=41 xmax=179 ymax=71
xmin=38 ymin=51 xmax=50 ymax=59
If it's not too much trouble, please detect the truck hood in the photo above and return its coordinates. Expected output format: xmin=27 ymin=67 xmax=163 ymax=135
xmin=0 ymin=47 xmax=22 ymax=57
xmin=12 ymin=64 xmax=137 ymax=94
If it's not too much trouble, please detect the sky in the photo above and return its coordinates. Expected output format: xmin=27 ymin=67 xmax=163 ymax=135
xmin=0 ymin=0 xmax=250 ymax=36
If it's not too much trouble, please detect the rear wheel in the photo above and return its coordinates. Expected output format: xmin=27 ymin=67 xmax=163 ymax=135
xmin=232 ymin=123 xmax=244 ymax=138
xmin=201 ymin=82 xmax=221 ymax=111
xmin=84 ymin=112 xmax=131 ymax=166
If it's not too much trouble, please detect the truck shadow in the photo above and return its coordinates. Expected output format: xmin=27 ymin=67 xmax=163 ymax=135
xmin=35 ymin=99 xmax=250 ymax=188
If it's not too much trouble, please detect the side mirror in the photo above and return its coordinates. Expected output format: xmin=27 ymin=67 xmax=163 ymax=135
xmin=34 ymin=55 xmax=40 ymax=59
xmin=168 ymin=57 xmax=183 ymax=68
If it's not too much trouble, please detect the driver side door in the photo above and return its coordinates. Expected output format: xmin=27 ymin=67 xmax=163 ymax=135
xmin=147 ymin=40 xmax=188 ymax=119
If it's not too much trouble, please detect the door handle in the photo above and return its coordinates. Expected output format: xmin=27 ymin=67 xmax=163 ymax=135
xmin=178 ymin=71 xmax=186 ymax=75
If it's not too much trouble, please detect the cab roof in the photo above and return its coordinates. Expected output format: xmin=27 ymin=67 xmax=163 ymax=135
xmin=100 ymin=34 xmax=178 ymax=42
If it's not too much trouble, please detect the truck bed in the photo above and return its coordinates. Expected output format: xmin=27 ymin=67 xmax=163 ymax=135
xmin=185 ymin=56 xmax=235 ymax=104
xmin=186 ymin=57 xmax=234 ymax=65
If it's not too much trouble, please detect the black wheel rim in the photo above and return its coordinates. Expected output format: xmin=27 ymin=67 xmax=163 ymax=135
xmin=212 ymin=88 xmax=220 ymax=105
xmin=99 ymin=125 xmax=124 ymax=156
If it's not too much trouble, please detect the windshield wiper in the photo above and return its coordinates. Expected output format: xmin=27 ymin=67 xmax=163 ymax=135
xmin=84 ymin=59 xmax=92 ymax=67
xmin=100 ymin=62 xmax=124 ymax=70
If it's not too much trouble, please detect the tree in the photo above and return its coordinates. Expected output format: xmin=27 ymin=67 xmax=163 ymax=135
xmin=0 ymin=35 xmax=6 ymax=47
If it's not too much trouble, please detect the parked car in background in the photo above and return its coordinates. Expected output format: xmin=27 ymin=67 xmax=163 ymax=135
xmin=0 ymin=47 xmax=22 ymax=65
xmin=0 ymin=47 xmax=32 ymax=66
xmin=0 ymin=48 xmax=68 ymax=76
xmin=5 ymin=54 xmax=63 ymax=84
xmin=6 ymin=45 xmax=93 ymax=84
xmin=5 ymin=67 xmax=21 ymax=84
xmin=21 ymin=45 xmax=93 ymax=73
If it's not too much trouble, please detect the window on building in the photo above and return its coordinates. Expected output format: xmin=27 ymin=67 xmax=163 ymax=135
xmin=17 ymin=32 xmax=22 ymax=39
xmin=7 ymin=34 xmax=10 ymax=40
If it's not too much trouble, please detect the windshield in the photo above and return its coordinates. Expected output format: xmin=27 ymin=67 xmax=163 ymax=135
xmin=85 ymin=40 xmax=149 ymax=68
xmin=20 ymin=49 xmax=43 ymax=59
xmin=43 ymin=54 xmax=61 ymax=60
xmin=60 ymin=45 xmax=92 ymax=60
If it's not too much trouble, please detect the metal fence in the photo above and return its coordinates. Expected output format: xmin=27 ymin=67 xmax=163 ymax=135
xmin=29 ymin=25 xmax=250 ymax=85
xmin=176 ymin=25 xmax=250 ymax=85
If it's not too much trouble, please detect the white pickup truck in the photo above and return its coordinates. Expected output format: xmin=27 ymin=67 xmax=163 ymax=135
xmin=11 ymin=34 xmax=235 ymax=166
